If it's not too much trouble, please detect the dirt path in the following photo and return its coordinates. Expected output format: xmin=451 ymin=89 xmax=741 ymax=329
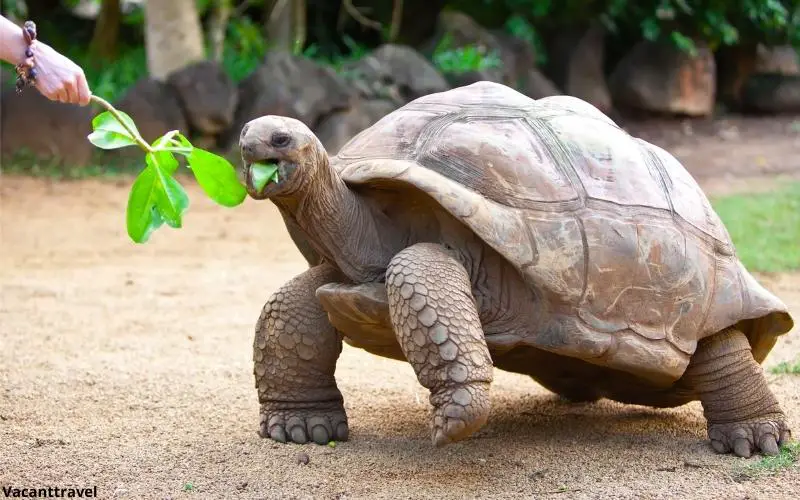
xmin=1 ymin=121 xmax=799 ymax=499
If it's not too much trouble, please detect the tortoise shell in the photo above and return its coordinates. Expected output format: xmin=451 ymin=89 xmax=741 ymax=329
xmin=330 ymin=81 xmax=794 ymax=385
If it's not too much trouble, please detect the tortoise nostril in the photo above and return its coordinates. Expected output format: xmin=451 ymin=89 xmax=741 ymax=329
xmin=241 ymin=142 xmax=258 ymax=162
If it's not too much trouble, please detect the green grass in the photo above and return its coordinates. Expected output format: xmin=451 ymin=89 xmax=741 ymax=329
xmin=711 ymin=183 xmax=800 ymax=273
xmin=732 ymin=442 xmax=800 ymax=482
xmin=769 ymin=358 xmax=800 ymax=375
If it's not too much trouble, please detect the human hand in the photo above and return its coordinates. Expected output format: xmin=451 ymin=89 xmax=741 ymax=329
xmin=29 ymin=40 xmax=92 ymax=106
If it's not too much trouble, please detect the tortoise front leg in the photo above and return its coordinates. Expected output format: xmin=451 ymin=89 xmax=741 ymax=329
xmin=679 ymin=328 xmax=792 ymax=457
xmin=385 ymin=242 xmax=494 ymax=447
xmin=254 ymin=263 xmax=349 ymax=445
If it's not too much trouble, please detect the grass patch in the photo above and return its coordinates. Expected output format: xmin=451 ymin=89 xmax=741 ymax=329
xmin=731 ymin=442 xmax=800 ymax=482
xmin=769 ymin=358 xmax=800 ymax=375
xmin=0 ymin=149 xmax=142 ymax=180
xmin=711 ymin=182 xmax=800 ymax=273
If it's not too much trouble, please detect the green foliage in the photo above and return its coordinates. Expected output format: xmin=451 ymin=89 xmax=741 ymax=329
xmin=82 ymin=46 xmax=148 ymax=103
xmin=432 ymin=33 xmax=503 ymax=74
xmin=503 ymin=14 xmax=547 ymax=65
xmin=302 ymin=36 xmax=371 ymax=71
xmin=222 ymin=16 xmax=269 ymax=82
xmin=711 ymin=182 xmax=800 ymax=273
xmin=613 ymin=0 xmax=800 ymax=54
xmin=500 ymin=0 xmax=800 ymax=55
xmin=769 ymin=358 xmax=800 ymax=374
xmin=88 ymin=98 xmax=247 ymax=244
xmin=732 ymin=441 xmax=800 ymax=481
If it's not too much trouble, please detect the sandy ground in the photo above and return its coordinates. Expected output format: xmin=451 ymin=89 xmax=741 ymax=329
xmin=1 ymin=119 xmax=800 ymax=499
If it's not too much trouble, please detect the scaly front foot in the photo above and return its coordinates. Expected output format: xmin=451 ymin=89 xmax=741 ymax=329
xmin=386 ymin=243 xmax=494 ymax=447
xmin=430 ymin=382 xmax=491 ymax=447
xmin=259 ymin=400 xmax=349 ymax=445
xmin=254 ymin=264 xmax=349 ymax=445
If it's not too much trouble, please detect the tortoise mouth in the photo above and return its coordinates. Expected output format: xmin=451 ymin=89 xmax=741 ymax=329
xmin=244 ymin=157 xmax=289 ymax=199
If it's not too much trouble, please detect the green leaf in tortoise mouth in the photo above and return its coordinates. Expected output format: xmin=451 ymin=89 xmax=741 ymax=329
xmin=250 ymin=162 xmax=280 ymax=192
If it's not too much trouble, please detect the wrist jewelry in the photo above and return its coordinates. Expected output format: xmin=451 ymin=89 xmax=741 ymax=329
xmin=14 ymin=20 xmax=38 ymax=94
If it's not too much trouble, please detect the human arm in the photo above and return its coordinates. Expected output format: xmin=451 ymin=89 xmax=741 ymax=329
xmin=0 ymin=15 xmax=91 ymax=106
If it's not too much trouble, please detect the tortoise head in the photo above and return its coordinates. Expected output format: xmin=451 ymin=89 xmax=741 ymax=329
xmin=238 ymin=115 xmax=328 ymax=200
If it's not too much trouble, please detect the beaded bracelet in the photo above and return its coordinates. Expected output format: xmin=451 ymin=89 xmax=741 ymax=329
xmin=14 ymin=20 xmax=38 ymax=94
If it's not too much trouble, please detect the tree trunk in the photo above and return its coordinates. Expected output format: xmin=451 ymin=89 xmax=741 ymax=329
xmin=208 ymin=0 xmax=232 ymax=62
xmin=89 ymin=0 xmax=121 ymax=62
xmin=144 ymin=0 xmax=206 ymax=81
xmin=265 ymin=0 xmax=307 ymax=54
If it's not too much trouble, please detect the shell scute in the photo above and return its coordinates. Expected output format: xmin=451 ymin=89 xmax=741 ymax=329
xmin=577 ymin=213 xmax=711 ymax=354
xmin=545 ymin=114 xmax=672 ymax=211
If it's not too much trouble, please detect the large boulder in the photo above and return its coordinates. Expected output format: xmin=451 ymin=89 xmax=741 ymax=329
xmin=0 ymin=87 xmax=94 ymax=166
xmin=609 ymin=40 xmax=716 ymax=116
xmin=740 ymin=73 xmax=800 ymax=114
xmin=544 ymin=23 xmax=611 ymax=112
xmin=314 ymin=99 xmax=397 ymax=155
xmin=519 ymin=69 xmax=562 ymax=99
xmin=491 ymin=30 xmax=536 ymax=87
xmin=224 ymin=51 xmax=355 ymax=149
xmin=717 ymin=44 xmax=800 ymax=112
xmin=114 ymin=78 xmax=188 ymax=144
xmin=167 ymin=61 xmax=238 ymax=137
xmin=755 ymin=44 xmax=800 ymax=75
xmin=343 ymin=44 xmax=450 ymax=104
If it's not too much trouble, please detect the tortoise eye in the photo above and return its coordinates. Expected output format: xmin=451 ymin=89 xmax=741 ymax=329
xmin=271 ymin=132 xmax=292 ymax=148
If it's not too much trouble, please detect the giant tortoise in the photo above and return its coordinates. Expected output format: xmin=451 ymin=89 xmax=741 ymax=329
xmin=238 ymin=81 xmax=794 ymax=457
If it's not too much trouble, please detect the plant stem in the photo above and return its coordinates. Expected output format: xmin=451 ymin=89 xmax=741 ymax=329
xmin=89 ymin=94 xmax=153 ymax=153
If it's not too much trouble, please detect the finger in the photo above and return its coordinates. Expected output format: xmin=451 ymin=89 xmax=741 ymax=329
xmin=75 ymin=72 xmax=90 ymax=106
xmin=62 ymin=81 xmax=76 ymax=105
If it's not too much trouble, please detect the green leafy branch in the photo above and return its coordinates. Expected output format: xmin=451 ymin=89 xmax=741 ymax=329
xmin=87 ymin=94 xmax=247 ymax=244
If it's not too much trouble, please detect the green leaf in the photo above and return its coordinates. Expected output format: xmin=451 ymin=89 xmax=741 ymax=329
xmin=152 ymin=131 xmax=193 ymax=157
xmin=250 ymin=162 xmax=280 ymax=192
xmin=126 ymin=165 xmax=164 ymax=243
xmin=147 ymin=152 xmax=189 ymax=228
xmin=147 ymin=140 xmax=180 ymax=176
xmin=88 ymin=110 xmax=141 ymax=150
xmin=187 ymin=147 xmax=247 ymax=207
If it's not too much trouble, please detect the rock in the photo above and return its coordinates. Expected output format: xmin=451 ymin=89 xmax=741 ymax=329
xmin=755 ymin=44 xmax=800 ymax=75
xmin=0 ymin=86 xmax=94 ymax=166
xmin=225 ymin=51 xmax=355 ymax=149
xmin=609 ymin=40 xmax=716 ymax=116
xmin=114 ymin=78 xmax=188 ymax=144
xmin=167 ymin=60 xmax=238 ymax=137
xmin=740 ymin=73 xmax=800 ymax=114
xmin=315 ymin=99 xmax=396 ymax=155
xmin=544 ymin=23 xmax=612 ymax=112
xmin=343 ymin=44 xmax=449 ymax=104
xmin=444 ymin=70 xmax=498 ymax=88
xmin=295 ymin=452 xmax=310 ymax=465
xmin=519 ymin=69 xmax=561 ymax=99
xmin=491 ymin=30 xmax=538 ymax=89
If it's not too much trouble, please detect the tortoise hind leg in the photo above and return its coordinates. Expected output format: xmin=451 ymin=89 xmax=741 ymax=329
xmin=678 ymin=327 xmax=792 ymax=457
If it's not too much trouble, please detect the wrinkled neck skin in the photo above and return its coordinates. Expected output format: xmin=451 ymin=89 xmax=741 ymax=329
xmin=271 ymin=156 xmax=404 ymax=283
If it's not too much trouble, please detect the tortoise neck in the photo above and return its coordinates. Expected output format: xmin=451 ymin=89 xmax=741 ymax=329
xmin=275 ymin=159 xmax=402 ymax=282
